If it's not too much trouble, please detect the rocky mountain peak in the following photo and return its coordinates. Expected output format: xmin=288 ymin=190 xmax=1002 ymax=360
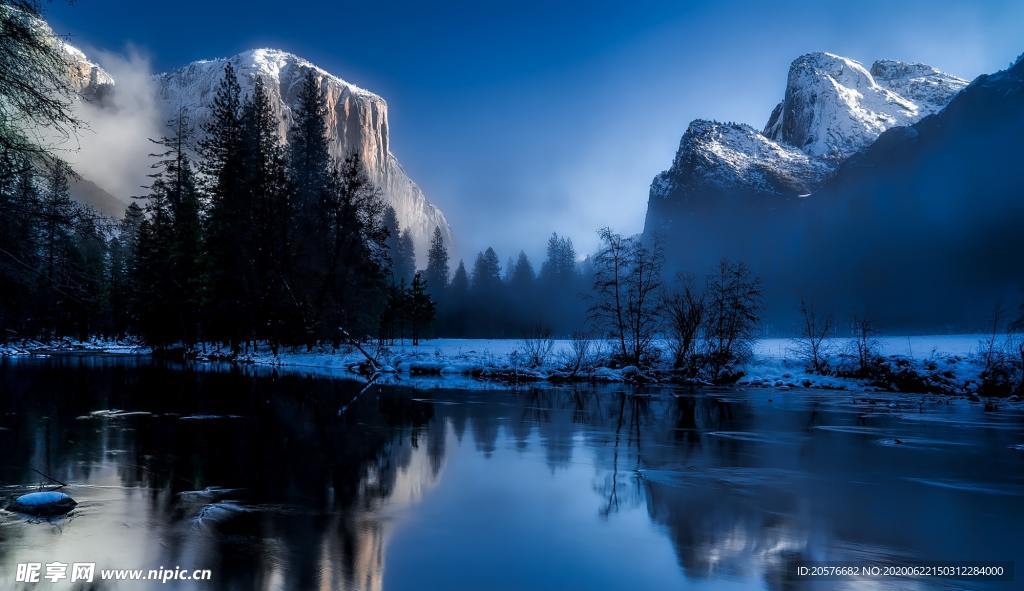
xmin=646 ymin=51 xmax=968 ymax=237
xmin=762 ymin=52 xmax=967 ymax=161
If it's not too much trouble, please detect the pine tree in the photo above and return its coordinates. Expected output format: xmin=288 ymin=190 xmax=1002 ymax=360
xmin=446 ymin=260 xmax=470 ymax=336
xmin=541 ymin=232 xmax=576 ymax=284
xmin=36 ymin=162 xmax=76 ymax=335
xmin=109 ymin=203 xmax=143 ymax=336
xmin=396 ymin=229 xmax=415 ymax=284
xmin=0 ymin=154 xmax=40 ymax=336
xmin=319 ymin=154 xmax=388 ymax=344
xmin=242 ymin=75 xmax=294 ymax=347
xmin=134 ymin=110 xmax=205 ymax=347
xmin=424 ymin=226 xmax=449 ymax=300
xmin=471 ymin=247 xmax=502 ymax=293
xmin=200 ymin=63 xmax=251 ymax=348
xmin=287 ymin=69 xmax=333 ymax=342
xmin=381 ymin=205 xmax=414 ymax=285
xmin=511 ymin=251 xmax=535 ymax=291
xmin=408 ymin=271 xmax=435 ymax=345
xmin=470 ymin=247 xmax=503 ymax=335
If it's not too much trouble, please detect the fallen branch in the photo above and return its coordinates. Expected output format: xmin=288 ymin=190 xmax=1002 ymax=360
xmin=32 ymin=467 xmax=68 ymax=488
xmin=339 ymin=327 xmax=382 ymax=372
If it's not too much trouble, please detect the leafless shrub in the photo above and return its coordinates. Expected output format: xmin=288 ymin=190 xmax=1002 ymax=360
xmin=977 ymin=305 xmax=1024 ymax=396
xmin=792 ymin=299 xmax=833 ymax=374
xmin=704 ymin=260 xmax=761 ymax=382
xmin=662 ymin=278 xmax=705 ymax=376
xmin=520 ymin=325 xmax=555 ymax=368
xmin=561 ymin=331 xmax=595 ymax=375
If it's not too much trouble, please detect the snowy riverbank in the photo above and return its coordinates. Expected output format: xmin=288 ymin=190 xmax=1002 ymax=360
xmin=3 ymin=335 xmax=1020 ymax=397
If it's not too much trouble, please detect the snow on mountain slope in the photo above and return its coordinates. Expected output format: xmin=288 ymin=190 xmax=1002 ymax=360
xmin=647 ymin=51 xmax=967 ymax=229
xmin=157 ymin=49 xmax=452 ymax=263
xmin=651 ymin=120 xmax=833 ymax=201
xmin=762 ymin=52 xmax=967 ymax=161
xmin=869 ymin=59 xmax=967 ymax=117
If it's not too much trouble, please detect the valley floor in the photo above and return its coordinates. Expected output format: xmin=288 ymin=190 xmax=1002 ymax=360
xmin=2 ymin=334 xmax=1020 ymax=398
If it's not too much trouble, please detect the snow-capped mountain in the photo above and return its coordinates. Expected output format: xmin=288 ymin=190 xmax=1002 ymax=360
xmin=763 ymin=52 xmax=967 ymax=161
xmin=157 ymin=49 xmax=452 ymax=263
xmin=644 ymin=52 xmax=967 ymax=237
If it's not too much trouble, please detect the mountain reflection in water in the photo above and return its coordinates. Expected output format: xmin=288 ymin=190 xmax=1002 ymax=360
xmin=0 ymin=356 xmax=1021 ymax=590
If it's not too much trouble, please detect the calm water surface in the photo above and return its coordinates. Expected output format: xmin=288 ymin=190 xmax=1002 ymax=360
xmin=0 ymin=356 xmax=1021 ymax=590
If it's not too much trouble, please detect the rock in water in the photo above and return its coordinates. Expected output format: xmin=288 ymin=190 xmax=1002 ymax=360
xmin=9 ymin=491 xmax=78 ymax=516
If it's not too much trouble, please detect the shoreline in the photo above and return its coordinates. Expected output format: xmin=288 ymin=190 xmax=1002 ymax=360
xmin=3 ymin=335 xmax=1021 ymax=399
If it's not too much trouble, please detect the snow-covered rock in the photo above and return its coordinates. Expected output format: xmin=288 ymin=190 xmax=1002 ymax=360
xmin=763 ymin=52 xmax=967 ymax=161
xmin=651 ymin=119 xmax=834 ymax=200
xmin=156 ymin=49 xmax=452 ymax=264
xmin=868 ymin=59 xmax=967 ymax=118
xmin=9 ymin=491 xmax=77 ymax=516
xmin=62 ymin=43 xmax=114 ymax=101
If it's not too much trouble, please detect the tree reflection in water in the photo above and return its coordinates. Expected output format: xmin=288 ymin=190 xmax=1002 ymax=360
xmin=0 ymin=356 xmax=1021 ymax=591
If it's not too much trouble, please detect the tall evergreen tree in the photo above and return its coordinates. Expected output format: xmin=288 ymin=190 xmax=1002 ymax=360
xmin=287 ymin=70 xmax=333 ymax=342
xmin=318 ymin=154 xmax=388 ymax=343
xmin=0 ymin=155 xmax=40 ymax=336
xmin=109 ymin=203 xmax=143 ymax=336
xmin=408 ymin=271 xmax=435 ymax=345
xmin=396 ymin=230 xmax=415 ymax=283
xmin=471 ymin=247 xmax=502 ymax=293
xmin=200 ymin=63 xmax=251 ymax=348
xmin=36 ymin=162 xmax=76 ymax=335
xmin=134 ymin=110 xmax=204 ymax=346
xmin=242 ymin=75 xmax=294 ymax=347
xmin=424 ymin=226 xmax=449 ymax=300
xmin=541 ymin=232 xmax=576 ymax=284
xmin=511 ymin=251 xmax=535 ymax=291
xmin=381 ymin=205 xmax=414 ymax=285
xmin=470 ymin=247 xmax=503 ymax=335
xmin=446 ymin=260 xmax=470 ymax=336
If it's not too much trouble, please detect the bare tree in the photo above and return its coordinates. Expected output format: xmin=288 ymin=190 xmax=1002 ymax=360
xmin=793 ymin=299 xmax=833 ymax=374
xmin=589 ymin=228 xmax=663 ymax=365
xmin=519 ymin=324 xmax=555 ymax=368
xmin=851 ymin=315 xmax=879 ymax=376
xmin=1 ymin=2 xmax=85 ymax=177
xmin=662 ymin=277 xmax=704 ymax=375
xmin=704 ymin=259 xmax=761 ymax=381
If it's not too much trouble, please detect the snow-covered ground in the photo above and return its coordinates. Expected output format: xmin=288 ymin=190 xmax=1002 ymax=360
xmin=0 ymin=337 xmax=150 ymax=357
xmin=2 ymin=334 xmax=1019 ymax=396
xmin=231 ymin=334 xmax=1014 ymax=395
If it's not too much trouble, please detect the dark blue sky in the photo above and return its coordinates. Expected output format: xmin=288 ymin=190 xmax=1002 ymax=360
xmin=49 ymin=0 xmax=1024 ymax=261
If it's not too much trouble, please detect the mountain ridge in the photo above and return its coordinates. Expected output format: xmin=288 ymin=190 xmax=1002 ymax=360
xmin=644 ymin=51 xmax=968 ymax=239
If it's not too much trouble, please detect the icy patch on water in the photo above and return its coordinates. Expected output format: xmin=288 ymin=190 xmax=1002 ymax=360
xmin=640 ymin=467 xmax=805 ymax=489
xmin=812 ymin=425 xmax=886 ymax=435
xmin=193 ymin=501 xmax=253 ymax=526
xmin=705 ymin=431 xmax=805 ymax=445
xmin=904 ymin=478 xmax=1024 ymax=496
xmin=179 ymin=415 xmax=244 ymax=421
xmin=874 ymin=436 xmax=970 ymax=449
xmin=78 ymin=409 xmax=154 ymax=420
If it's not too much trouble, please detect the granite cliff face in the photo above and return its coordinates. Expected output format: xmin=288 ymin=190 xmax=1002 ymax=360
xmin=157 ymin=49 xmax=452 ymax=263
